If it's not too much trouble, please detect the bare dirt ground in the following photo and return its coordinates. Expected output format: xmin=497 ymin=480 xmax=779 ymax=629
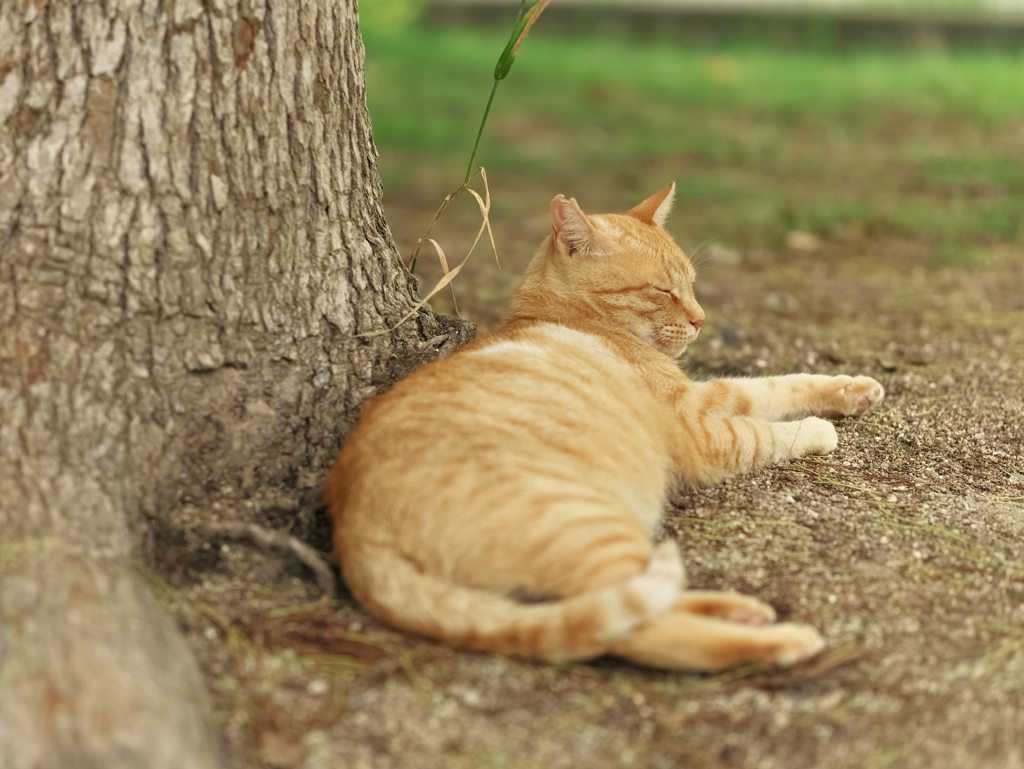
xmin=158 ymin=106 xmax=1024 ymax=768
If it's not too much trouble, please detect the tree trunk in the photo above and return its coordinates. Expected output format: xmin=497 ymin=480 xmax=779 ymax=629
xmin=0 ymin=0 xmax=471 ymax=765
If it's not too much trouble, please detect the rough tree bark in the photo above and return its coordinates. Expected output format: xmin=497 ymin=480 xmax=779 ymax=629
xmin=0 ymin=0 xmax=471 ymax=765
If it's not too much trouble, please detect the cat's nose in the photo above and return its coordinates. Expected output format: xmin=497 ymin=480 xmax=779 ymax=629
xmin=690 ymin=318 xmax=703 ymax=330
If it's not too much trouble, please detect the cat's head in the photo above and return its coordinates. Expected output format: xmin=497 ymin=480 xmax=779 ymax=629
xmin=523 ymin=184 xmax=705 ymax=359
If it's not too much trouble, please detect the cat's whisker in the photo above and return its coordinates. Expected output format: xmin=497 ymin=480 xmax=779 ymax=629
xmin=690 ymin=250 xmax=725 ymax=270
xmin=687 ymin=237 xmax=719 ymax=266
xmin=691 ymin=256 xmax=721 ymax=270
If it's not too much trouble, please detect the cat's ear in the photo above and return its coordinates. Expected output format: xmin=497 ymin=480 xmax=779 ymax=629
xmin=551 ymin=194 xmax=601 ymax=257
xmin=626 ymin=183 xmax=676 ymax=227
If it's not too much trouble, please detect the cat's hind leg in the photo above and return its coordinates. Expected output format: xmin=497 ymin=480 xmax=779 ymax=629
xmin=609 ymin=604 xmax=824 ymax=670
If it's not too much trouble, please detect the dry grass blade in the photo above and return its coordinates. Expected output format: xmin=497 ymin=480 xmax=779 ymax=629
xmin=300 ymin=654 xmax=370 ymax=674
xmin=682 ymin=661 xmax=767 ymax=693
xmin=406 ymin=168 xmax=496 ymax=273
xmin=427 ymin=238 xmax=460 ymax=317
xmin=759 ymin=640 xmax=868 ymax=685
xmin=466 ymin=168 xmax=500 ymax=271
xmin=543 ymin=694 xmax=616 ymax=737
xmin=407 ymin=191 xmax=458 ymax=275
xmin=131 ymin=558 xmax=177 ymax=606
xmin=267 ymin=598 xmax=334 ymax=619
xmin=196 ymin=601 xmax=254 ymax=656
xmin=511 ymin=0 xmax=553 ymax=59
xmin=976 ymin=633 xmax=1024 ymax=667
xmin=358 ymin=170 xmax=499 ymax=338
xmin=363 ymin=254 xmax=470 ymax=339
xmin=0 ymin=536 xmax=58 ymax=570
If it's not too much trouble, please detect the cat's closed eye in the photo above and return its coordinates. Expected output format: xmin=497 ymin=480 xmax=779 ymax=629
xmin=652 ymin=287 xmax=678 ymax=301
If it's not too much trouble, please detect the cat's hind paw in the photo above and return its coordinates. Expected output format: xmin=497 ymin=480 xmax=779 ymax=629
xmin=765 ymin=624 xmax=826 ymax=667
xmin=673 ymin=590 xmax=777 ymax=625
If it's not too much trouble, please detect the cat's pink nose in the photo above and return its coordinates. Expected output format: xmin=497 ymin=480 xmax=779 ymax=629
xmin=690 ymin=318 xmax=703 ymax=330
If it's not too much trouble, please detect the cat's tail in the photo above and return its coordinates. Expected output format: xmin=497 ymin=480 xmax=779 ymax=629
xmin=341 ymin=539 xmax=683 ymax=662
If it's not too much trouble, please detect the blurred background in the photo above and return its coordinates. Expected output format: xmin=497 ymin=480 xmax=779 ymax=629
xmin=326 ymin=11 xmax=1024 ymax=761
xmin=358 ymin=0 xmax=1024 ymax=360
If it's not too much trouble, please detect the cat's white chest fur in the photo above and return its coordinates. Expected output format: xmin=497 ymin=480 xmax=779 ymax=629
xmin=533 ymin=322 xmax=617 ymax=360
xmin=469 ymin=324 xmax=616 ymax=361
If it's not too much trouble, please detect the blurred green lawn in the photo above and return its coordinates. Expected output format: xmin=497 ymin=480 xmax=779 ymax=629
xmin=364 ymin=25 xmax=1024 ymax=271
xmin=366 ymin=26 xmax=1024 ymax=153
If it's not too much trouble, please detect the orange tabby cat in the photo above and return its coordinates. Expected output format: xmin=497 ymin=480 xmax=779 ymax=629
xmin=326 ymin=184 xmax=884 ymax=670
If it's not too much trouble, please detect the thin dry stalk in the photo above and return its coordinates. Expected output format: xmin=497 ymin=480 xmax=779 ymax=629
xmin=426 ymin=238 xmax=459 ymax=317
xmin=359 ymin=169 xmax=499 ymax=339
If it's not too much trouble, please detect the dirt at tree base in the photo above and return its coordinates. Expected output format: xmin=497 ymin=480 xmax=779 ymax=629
xmin=164 ymin=176 xmax=1024 ymax=767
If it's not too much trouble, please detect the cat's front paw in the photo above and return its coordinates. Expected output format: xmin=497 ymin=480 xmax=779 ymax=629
xmin=816 ymin=375 xmax=885 ymax=418
xmin=790 ymin=416 xmax=837 ymax=457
